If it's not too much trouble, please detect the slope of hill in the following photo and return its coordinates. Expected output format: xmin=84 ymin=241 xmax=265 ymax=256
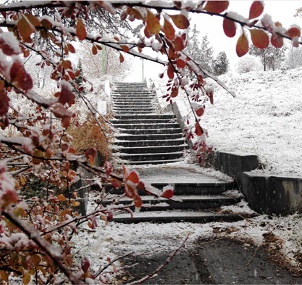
xmin=202 ymin=67 xmax=302 ymax=176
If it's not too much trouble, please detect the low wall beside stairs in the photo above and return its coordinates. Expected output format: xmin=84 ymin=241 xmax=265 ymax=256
xmin=211 ymin=151 xmax=302 ymax=215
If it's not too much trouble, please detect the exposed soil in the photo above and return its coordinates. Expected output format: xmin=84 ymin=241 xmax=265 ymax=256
xmin=121 ymin=237 xmax=302 ymax=284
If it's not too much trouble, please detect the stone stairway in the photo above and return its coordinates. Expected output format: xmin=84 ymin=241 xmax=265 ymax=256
xmin=103 ymin=166 xmax=249 ymax=223
xmin=107 ymin=82 xmax=252 ymax=223
xmin=111 ymin=82 xmax=187 ymax=165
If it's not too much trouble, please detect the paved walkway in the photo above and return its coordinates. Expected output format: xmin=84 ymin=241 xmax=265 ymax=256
xmin=123 ymin=237 xmax=302 ymax=284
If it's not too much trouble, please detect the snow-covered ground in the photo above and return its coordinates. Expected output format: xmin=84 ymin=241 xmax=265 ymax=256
xmin=152 ymin=67 xmax=302 ymax=177
xmin=73 ymin=205 xmax=302 ymax=283
xmin=202 ymin=68 xmax=302 ymax=176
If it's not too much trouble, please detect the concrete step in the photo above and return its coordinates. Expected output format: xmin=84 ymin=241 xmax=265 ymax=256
xmin=120 ymin=158 xmax=184 ymax=165
xmin=113 ymin=107 xmax=155 ymax=112
xmin=112 ymin=210 xmax=245 ymax=223
xmin=115 ymin=139 xmax=185 ymax=147
xmin=112 ymin=94 xmax=154 ymax=98
xmin=116 ymin=133 xmax=184 ymax=141
xmin=113 ymin=114 xmax=175 ymax=120
xmin=113 ymin=122 xmax=180 ymax=130
xmin=112 ymin=118 xmax=176 ymax=124
xmin=115 ymin=110 xmax=156 ymax=113
xmin=118 ymin=151 xmax=183 ymax=161
xmin=105 ymin=181 xmax=235 ymax=196
xmin=116 ymin=128 xmax=182 ymax=135
xmin=112 ymin=96 xmax=154 ymax=101
xmin=114 ymin=144 xmax=187 ymax=154
xmin=113 ymin=101 xmax=153 ymax=106
xmin=102 ymin=195 xmax=238 ymax=210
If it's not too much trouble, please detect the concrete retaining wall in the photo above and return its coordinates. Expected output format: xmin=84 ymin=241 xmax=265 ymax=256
xmin=211 ymin=151 xmax=302 ymax=215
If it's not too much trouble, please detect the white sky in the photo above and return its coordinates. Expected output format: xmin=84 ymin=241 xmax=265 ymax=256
xmin=125 ymin=1 xmax=302 ymax=82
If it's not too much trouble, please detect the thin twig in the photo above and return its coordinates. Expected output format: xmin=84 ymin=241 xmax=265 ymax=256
xmin=128 ymin=234 xmax=190 ymax=285
xmin=94 ymin=251 xmax=134 ymax=279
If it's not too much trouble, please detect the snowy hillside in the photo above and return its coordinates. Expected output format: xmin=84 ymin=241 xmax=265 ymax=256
xmin=201 ymin=68 xmax=302 ymax=177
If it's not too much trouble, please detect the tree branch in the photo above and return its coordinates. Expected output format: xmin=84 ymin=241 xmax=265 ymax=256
xmin=2 ymin=208 xmax=83 ymax=285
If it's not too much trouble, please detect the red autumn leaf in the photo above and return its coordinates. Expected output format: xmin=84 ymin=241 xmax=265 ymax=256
xmin=271 ymin=34 xmax=283 ymax=48
xmin=250 ymin=29 xmax=269 ymax=49
xmin=85 ymin=148 xmax=97 ymax=167
xmin=25 ymin=14 xmax=40 ymax=27
xmin=195 ymin=107 xmax=204 ymax=117
xmin=0 ymin=35 xmax=20 ymax=56
xmin=124 ymin=183 xmax=136 ymax=198
xmin=10 ymin=60 xmax=33 ymax=92
xmin=23 ymin=271 xmax=31 ymax=285
xmin=76 ymin=18 xmax=87 ymax=41
xmin=127 ymin=171 xmax=139 ymax=184
xmin=145 ymin=10 xmax=160 ymax=36
xmin=161 ymin=188 xmax=174 ymax=199
xmin=121 ymin=45 xmax=130 ymax=53
xmin=111 ymin=178 xmax=122 ymax=189
xmin=32 ymin=149 xmax=44 ymax=165
xmin=67 ymin=43 xmax=75 ymax=53
xmin=173 ymin=36 xmax=185 ymax=51
xmin=57 ymin=194 xmax=67 ymax=202
xmin=58 ymin=83 xmax=75 ymax=106
xmin=68 ymin=71 xmax=75 ymax=80
xmin=62 ymin=60 xmax=72 ymax=69
xmin=286 ymin=27 xmax=301 ymax=38
xmin=17 ymin=15 xmax=35 ymax=42
xmin=0 ymin=89 xmax=9 ymax=115
xmin=92 ymin=44 xmax=98 ymax=55
xmin=236 ymin=33 xmax=249 ymax=57
xmin=176 ymin=58 xmax=186 ymax=68
xmin=207 ymin=90 xmax=214 ymax=104
xmin=223 ymin=18 xmax=236 ymax=38
xmin=171 ymin=86 xmax=179 ymax=98
xmin=119 ymin=53 xmax=124 ymax=63
xmin=198 ymin=74 xmax=204 ymax=84
xmin=133 ymin=195 xmax=142 ymax=208
xmin=195 ymin=122 xmax=204 ymax=136
xmin=162 ymin=18 xmax=175 ymax=40
xmin=167 ymin=63 xmax=174 ymax=79
xmin=62 ymin=116 xmax=71 ymax=128
xmin=204 ymin=1 xmax=229 ymax=14
xmin=249 ymin=1 xmax=264 ymax=20
xmin=41 ymin=18 xmax=52 ymax=29
xmin=81 ymin=257 xmax=90 ymax=273
xmin=169 ymin=14 xmax=190 ymax=29
xmin=137 ymin=181 xmax=145 ymax=191
xmin=128 ymin=7 xmax=143 ymax=21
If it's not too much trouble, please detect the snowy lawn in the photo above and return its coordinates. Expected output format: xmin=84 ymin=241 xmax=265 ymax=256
xmin=202 ymin=68 xmax=302 ymax=176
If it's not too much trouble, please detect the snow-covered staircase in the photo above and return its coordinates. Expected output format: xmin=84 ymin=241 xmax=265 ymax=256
xmin=103 ymin=82 xmax=251 ymax=223
xmin=111 ymin=82 xmax=187 ymax=165
xmin=103 ymin=166 xmax=249 ymax=223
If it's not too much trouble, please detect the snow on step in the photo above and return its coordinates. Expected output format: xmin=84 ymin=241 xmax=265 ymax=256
xmin=112 ymin=210 xmax=244 ymax=223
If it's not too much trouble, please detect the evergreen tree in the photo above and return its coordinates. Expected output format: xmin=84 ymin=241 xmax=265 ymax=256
xmin=212 ymin=51 xmax=229 ymax=75
xmin=185 ymin=25 xmax=214 ymax=74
